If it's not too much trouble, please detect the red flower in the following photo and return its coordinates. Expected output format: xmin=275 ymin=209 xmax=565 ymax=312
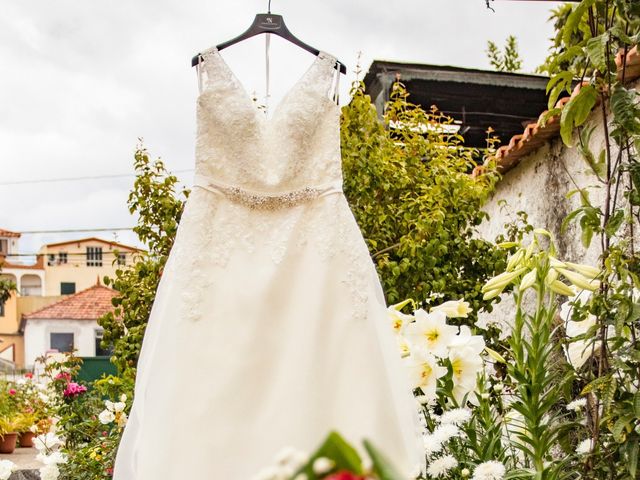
xmin=8 ymin=389 xmax=16 ymax=395
xmin=24 ymin=372 xmax=34 ymax=379
xmin=324 ymin=471 xmax=367 ymax=480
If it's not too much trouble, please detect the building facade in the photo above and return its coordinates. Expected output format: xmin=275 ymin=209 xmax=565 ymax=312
xmin=1 ymin=231 xmax=139 ymax=369
xmin=39 ymin=237 xmax=141 ymax=296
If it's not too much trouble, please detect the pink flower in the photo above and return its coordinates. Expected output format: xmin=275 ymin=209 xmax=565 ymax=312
xmin=55 ymin=371 xmax=72 ymax=382
xmin=63 ymin=382 xmax=88 ymax=398
xmin=8 ymin=389 xmax=16 ymax=395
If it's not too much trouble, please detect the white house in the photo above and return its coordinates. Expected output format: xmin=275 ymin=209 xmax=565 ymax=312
xmin=21 ymin=282 xmax=118 ymax=368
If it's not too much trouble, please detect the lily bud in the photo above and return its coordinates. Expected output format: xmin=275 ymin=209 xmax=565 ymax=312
xmin=483 ymin=288 xmax=503 ymax=300
xmin=549 ymin=256 xmax=567 ymax=269
xmin=483 ymin=267 xmax=527 ymax=293
xmin=506 ymin=249 xmax=524 ymax=272
xmin=549 ymin=280 xmax=577 ymax=297
xmin=556 ymin=268 xmax=600 ymax=291
xmin=519 ymin=268 xmax=537 ymax=292
xmin=565 ymin=262 xmax=601 ymax=279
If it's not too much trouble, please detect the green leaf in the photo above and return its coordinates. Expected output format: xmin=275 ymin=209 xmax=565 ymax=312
xmin=612 ymin=415 xmax=633 ymax=442
xmin=563 ymin=0 xmax=596 ymax=45
xmin=363 ymin=439 xmax=406 ymax=480
xmin=539 ymin=108 xmax=562 ymax=127
xmin=300 ymin=431 xmax=364 ymax=477
xmin=547 ymin=72 xmax=574 ymax=109
xmin=629 ymin=440 xmax=639 ymax=478
xmin=560 ymin=85 xmax=598 ymax=146
xmin=576 ymin=126 xmax=605 ymax=179
xmin=611 ymin=85 xmax=640 ymax=135
xmin=585 ymin=33 xmax=610 ymax=73
xmin=604 ymin=209 xmax=625 ymax=237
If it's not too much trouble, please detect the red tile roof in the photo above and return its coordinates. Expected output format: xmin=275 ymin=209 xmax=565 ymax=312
xmin=44 ymin=237 xmax=142 ymax=252
xmin=0 ymin=229 xmax=21 ymax=238
xmin=0 ymin=255 xmax=45 ymax=270
xmin=475 ymin=46 xmax=640 ymax=177
xmin=24 ymin=284 xmax=118 ymax=320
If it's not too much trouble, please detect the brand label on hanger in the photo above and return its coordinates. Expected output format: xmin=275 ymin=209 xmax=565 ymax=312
xmin=258 ymin=15 xmax=282 ymax=30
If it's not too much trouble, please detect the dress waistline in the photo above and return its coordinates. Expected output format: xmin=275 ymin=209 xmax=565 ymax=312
xmin=192 ymin=173 xmax=343 ymax=210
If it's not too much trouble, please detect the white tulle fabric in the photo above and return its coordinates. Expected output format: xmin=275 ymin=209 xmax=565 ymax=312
xmin=113 ymin=46 xmax=424 ymax=480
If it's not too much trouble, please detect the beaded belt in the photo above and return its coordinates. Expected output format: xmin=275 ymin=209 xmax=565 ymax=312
xmin=192 ymin=174 xmax=343 ymax=210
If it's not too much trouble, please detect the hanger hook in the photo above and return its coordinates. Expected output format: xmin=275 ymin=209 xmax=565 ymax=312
xmin=268 ymin=0 xmax=271 ymax=13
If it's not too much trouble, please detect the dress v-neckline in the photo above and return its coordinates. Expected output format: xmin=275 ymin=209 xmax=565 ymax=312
xmin=200 ymin=47 xmax=334 ymax=123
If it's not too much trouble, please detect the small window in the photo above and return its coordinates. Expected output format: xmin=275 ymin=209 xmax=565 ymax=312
xmin=117 ymin=253 xmax=126 ymax=266
xmin=60 ymin=282 xmax=76 ymax=295
xmin=95 ymin=330 xmax=113 ymax=356
xmin=86 ymin=247 xmax=103 ymax=267
xmin=50 ymin=332 xmax=74 ymax=353
xmin=0 ymin=301 xmax=5 ymax=317
xmin=58 ymin=252 xmax=68 ymax=264
xmin=0 ymin=239 xmax=8 ymax=255
xmin=47 ymin=254 xmax=56 ymax=266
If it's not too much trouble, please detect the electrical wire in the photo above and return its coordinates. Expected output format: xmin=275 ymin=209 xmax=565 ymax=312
xmin=17 ymin=227 xmax=135 ymax=234
xmin=0 ymin=169 xmax=194 ymax=186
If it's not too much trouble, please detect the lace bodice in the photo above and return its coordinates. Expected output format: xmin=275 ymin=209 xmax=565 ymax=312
xmin=174 ymin=46 xmax=371 ymax=324
xmin=195 ymin=47 xmax=343 ymax=193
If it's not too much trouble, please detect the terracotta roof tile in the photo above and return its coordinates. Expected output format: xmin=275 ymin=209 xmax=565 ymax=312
xmin=24 ymin=284 xmax=118 ymax=320
xmin=476 ymin=46 xmax=640 ymax=177
xmin=0 ymin=228 xmax=21 ymax=238
xmin=43 ymin=237 xmax=143 ymax=252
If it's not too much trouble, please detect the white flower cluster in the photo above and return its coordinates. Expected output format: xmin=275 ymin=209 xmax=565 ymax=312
xmin=388 ymin=299 xmax=485 ymax=404
xmin=421 ymin=408 xmax=470 ymax=477
xmin=249 ymin=446 xmax=310 ymax=480
xmin=98 ymin=394 xmax=128 ymax=428
xmin=471 ymin=460 xmax=506 ymax=480
xmin=34 ymin=431 xmax=67 ymax=480
xmin=0 ymin=460 xmax=16 ymax=480
xmin=565 ymin=397 xmax=587 ymax=412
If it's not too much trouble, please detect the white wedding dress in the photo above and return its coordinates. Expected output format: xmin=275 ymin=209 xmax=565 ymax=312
xmin=113 ymin=46 xmax=424 ymax=480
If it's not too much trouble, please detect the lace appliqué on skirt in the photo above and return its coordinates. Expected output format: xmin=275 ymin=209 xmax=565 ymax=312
xmin=171 ymin=188 xmax=370 ymax=323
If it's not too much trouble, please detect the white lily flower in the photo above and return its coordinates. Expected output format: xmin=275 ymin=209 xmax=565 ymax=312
xmin=387 ymin=306 xmax=413 ymax=335
xmin=566 ymin=338 xmax=600 ymax=369
xmin=404 ymin=349 xmax=448 ymax=400
xmin=449 ymin=326 xmax=485 ymax=356
xmin=449 ymin=346 xmax=483 ymax=403
xmin=403 ymin=309 xmax=458 ymax=358
xmin=431 ymin=299 xmax=471 ymax=318
xmin=397 ymin=336 xmax=411 ymax=358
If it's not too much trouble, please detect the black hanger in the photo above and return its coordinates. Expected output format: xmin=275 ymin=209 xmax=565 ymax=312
xmin=191 ymin=4 xmax=346 ymax=75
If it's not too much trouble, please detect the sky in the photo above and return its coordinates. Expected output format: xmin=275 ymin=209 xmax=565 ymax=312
xmin=0 ymin=0 xmax=559 ymax=258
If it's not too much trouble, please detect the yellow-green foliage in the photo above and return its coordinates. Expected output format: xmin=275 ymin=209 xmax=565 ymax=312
xmin=340 ymin=80 xmax=505 ymax=313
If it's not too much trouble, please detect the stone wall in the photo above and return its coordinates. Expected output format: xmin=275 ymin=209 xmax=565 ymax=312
xmin=474 ymin=78 xmax=639 ymax=330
